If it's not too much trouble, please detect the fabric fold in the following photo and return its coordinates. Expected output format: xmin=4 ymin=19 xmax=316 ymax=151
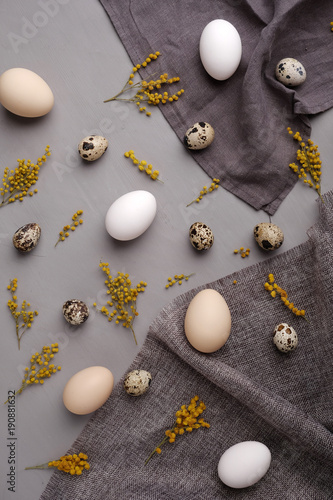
xmin=40 ymin=191 xmax=333 ymax=499
xmin=99 ymin=0 xmax=333 ymax=214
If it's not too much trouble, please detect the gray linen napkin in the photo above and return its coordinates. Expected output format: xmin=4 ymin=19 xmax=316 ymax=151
xmin=99 ymin=0 xmax=333 ymax=215
xmin=40 ymin=191 xmax=333 ymax=499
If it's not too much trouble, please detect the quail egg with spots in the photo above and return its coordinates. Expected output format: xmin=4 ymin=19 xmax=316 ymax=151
xmin=124 ymin=369 xmax=152 ymax=396
xmin=184 ymin=122 xmax=215 ymax=150
xmin=78 ymin=135 xmax=108 ymax=161
xmin=12 ymin=223 xmax=41 ymax=252
xmin=253 ymin=222 xmax=284 ymax=251
xmin=62 ymin=299 xmax=89 ymax=325
xmin=275 ymin=58 xmax=306 ymax=87
xmin=273 ymin=323 xmax=298 ymax=353
xmin=189 ymin=222 xmax=214 ymax=250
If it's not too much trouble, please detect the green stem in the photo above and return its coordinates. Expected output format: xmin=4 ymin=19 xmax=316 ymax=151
xmin=104 ymin=81 xmax=142 ymax=103
xmin=16 ymin=322 xmax=21 ymax=350
xmin=186 ymin=200 xmax=196 ymax=207
xmin=318 ymin=191 xmax=325 ymax=204
xmin=4 ymin=387 xmax=23 ymax=404
xmin=16 ymin=322 xmax=29 ymax=350
xmin=186 ymin=195 xmax=205 ymax=207
xmin=25 ymin=463 xmax=51 ymax=470
xmin=0 ymin=196 xmax=10 ymax=207
xmin=129 ymin=324 xmax=137 ymax=346
xmin=145 ymin=422 xmax=178 ymax=465
xmin=103 ymin=95 xmax=121 ymax=103
xmin=176 ymin=273 xmax=195 ymax=284
xmin=104 ymin=72 xmax=161 ymax=103
xmin=0 ymin=186 xmax=20 ymax=206
xmin=144 ymin=435 xmax=170 ymax=466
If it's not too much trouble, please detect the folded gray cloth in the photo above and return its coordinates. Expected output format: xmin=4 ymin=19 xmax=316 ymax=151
xmin=40 ymin=191 xmax=333 ymax=499
xmin=99 ymin=0 xmax=333 ymax=214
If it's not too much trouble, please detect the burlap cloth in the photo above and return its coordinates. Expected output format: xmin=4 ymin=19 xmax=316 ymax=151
xmin=40 ymin=191 xmax=333 ymax=498
xmin=98 ymin=0 xmax=333 ymax=215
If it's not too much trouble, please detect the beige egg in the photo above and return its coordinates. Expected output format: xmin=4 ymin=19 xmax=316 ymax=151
xmin=63 ymin=366 xmax=114 ymax=415
xmin=184 ymin=289 xmax=231 ymax=353
xmin=0 ymin=68 xmax=54 ymax=117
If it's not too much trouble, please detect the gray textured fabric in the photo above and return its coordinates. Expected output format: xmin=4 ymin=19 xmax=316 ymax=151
xmin=40 ymin=192 xmax=333 ymax=499
xmin=98 ymin=0 xmax=333 ymax=215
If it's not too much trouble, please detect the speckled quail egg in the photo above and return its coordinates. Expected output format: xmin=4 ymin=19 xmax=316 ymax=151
xmin=273 ymin=323 xmax=298 ymax=353
xmin=253 ymin=222 xmax=284 ymax=251
xmin=12 ymin=223 xmax=41 ymax=252
xmin=184 ymin=122 xmax=215 ymax=150
xmin=62 ymin=299 xmax=89 ymax=325
xmin=275 ymin=58 xmax=306 ymax=87
xmin=189 ymin=222 xmax=214 ymax=250
xmin=123 ymin=369 xmax=152 ymax=396
xmin=78 ymin=135 xmax=108 ymax=161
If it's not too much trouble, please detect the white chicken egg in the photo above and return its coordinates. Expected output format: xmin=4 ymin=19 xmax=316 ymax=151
xmin=218 ymin=441 xmax=271 ymax=488
xmin=199 ymin=19 xmax=242 ymax=80
xmin=105 ymin=190 xmax=157 ymax=241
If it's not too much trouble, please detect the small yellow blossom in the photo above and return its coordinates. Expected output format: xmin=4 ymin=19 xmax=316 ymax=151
xmin=145 ymin=395 xmax=210 ymax=465
xmin=104 ymin=52 xmax=184 ymax=117
xmin=55 ymin=210 xmax=83 ymax=247
xmin=287 ymin=127 xmax=323 ymax=202
xmin=234 ymin=247 xmax=250 ymax=258
xmin=124 ymin=150 xmax=162 ymax=182
xmin=0 ymin=146 xmax=50 ymax=207
xmin=186 ymin=179 xmax=220 ymax=207
xmin=4 ymin=344 xmax=61 ymax=403
xmin=25 ymin=452 xmax=90 ymax=475
xmin=93 ymin=262 xmax=147 ymax=345
xmin=165 ymin=273 xmax=195 ymax=289
xmin=7 ymin=278 xmax=38 ymax=349
xmin=264 ymin=273 xmax=306 ymax=319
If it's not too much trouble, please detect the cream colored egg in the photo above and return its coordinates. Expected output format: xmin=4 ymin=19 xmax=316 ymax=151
xmin=184 ymin=289 xmax=231 ymax=353
xmin=0 ymin=68 xmax=54 ymax=117
xmin=63 ymin=366 xmax=114 ymax=415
